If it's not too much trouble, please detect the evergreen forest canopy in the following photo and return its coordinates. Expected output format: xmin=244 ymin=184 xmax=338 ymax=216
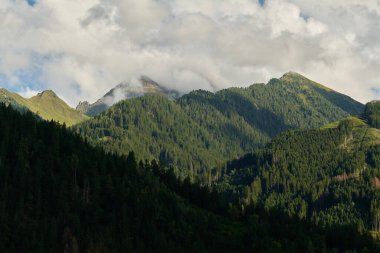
xmin=2 ymin=72 xmax=379 ymax=252
xmin=365 ymin=100 xmax=380 ymax=129
xmin=216 ymin=115 xmax=380 ymax=231
xmin=1 ymin=103 xmax=380 ymax=252
xmin=74 ymin=72 xmax=363 ymax=181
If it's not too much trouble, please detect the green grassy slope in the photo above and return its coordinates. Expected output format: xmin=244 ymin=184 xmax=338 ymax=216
xmin=321 ymin=116 xmax=380 ymax=147
xmin=280 ymin=72 xmax=364 ymax=115
xmin=0 ymin=88 xmax=88 ymax=126
xmin=74 ymin=73 xmax=364 ymax=181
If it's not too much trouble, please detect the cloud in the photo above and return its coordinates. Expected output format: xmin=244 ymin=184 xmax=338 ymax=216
xmin=18 ymin=86 xmax=39 ymax=98
xmin=0 ymin=0 xmax=379 ymax=106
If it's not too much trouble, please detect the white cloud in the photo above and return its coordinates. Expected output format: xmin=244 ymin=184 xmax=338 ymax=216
xmin=18 ymin=86 xmax=39 ymax=98
xmin=0 ymin=0 xmax=379 ymax=107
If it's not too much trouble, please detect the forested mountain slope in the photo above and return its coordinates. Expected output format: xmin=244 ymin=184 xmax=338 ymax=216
xmin=217 ymin=114 xmax=380 ymax=232
xmin=74 ymin=72 xmax=363 ymax=181
xmin=0 ymin=103 xmax=379 ymax=253
xmin=0 ymin=88 xmax=88 ymax=126
xmin=0 ymin=104 xmax=237 ymax=252
xmin=280 ymin=72 xmax=363 ymax=115
xmin=365 ymin=100 xmax=380 ymax=129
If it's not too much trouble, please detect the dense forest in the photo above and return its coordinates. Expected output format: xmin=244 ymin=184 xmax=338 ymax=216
xmin=1 ymin=103 xmax=380 ymax=252
xmin=216 ymin=114 xmax=380 ymax=233
xmin=365 ymin=100 xmax=380 ymax=129
xmin=74 ymin=72 xmax=363 ymax=182
xmin=1 ymin=72 xmax=377 ymax=252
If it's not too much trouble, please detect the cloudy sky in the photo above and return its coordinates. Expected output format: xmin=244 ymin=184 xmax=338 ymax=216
xmin=0 ymin=0 xmax=379 ymax=106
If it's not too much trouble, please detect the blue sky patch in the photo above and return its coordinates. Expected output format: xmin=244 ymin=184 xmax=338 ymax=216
xmin=27 ymin=0 xmax=36 ymax=7
xmin=258 ymin=0 xmax=265 ymax=6
xmin=0 ymin=52 xmax=47 ymax=94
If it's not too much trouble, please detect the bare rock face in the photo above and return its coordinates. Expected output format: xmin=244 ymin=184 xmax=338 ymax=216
xmin=76 ymin=101 xmax=90 ymax=113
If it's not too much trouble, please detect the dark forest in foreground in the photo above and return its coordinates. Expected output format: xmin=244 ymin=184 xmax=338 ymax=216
xmin=1 ymin=104 xmax=379 ymax=252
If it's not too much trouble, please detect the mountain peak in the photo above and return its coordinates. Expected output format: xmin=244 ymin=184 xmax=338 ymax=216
xmin=37 ymin=90 xmax=57 ymax=98
xmin=280 ymin=71 xmax=308 ymax=81
xmin=140 ymin=75 xmax=159 ymax=87
xmin=0 ymin=88 xmax=88 ymax=126
xmin=279 ymin=71 xmax=335 ymax=92
xmin=79 ymin=76 xmax=180 ymax=116
xmin=76 ymin=101 xmax=90 ymax=113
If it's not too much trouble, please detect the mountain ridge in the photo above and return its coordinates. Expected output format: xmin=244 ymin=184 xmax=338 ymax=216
xmin=0 ymin=88 xmax=88 ymax=126
xmin=74 ymin=72 xmax=364 ymax=181
xmin=77 ymin=76 xmax=180 ymax=116
xmin=2 ymin=73 xmax=380 ymax=251
xmin=1 ymin=101 xmax=378 ymax=252
xmin=278 ymin=71 xmax=363 ymax=115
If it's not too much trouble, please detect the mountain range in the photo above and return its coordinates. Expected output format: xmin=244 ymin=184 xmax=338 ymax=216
xmin=0 ymin=72 xmax=364 ymax=127
xmin=74 ymin=72 xmax=364 ymax=180
xmin=2 ymin=102 xmax=379 ymax=252
xmin=1 ymin=71 xmax=380 ymax=252
xmin=0 ymin=72 xmax=365 ymax=180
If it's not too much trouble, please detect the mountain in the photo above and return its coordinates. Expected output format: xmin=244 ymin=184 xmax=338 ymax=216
xmin=74 ymin=72 xmax=364 ymax=181
xmin=1 ymin=103 xmax=378 ymax=253
xmin=216 ymin=110 xmax=380 ymax=231
xmin=280 ymin=71 xmax=364 ymax=115
xmin=77 ymin=76 xmax=180 ymax=116
xmin=0 ymin=88 xmax=88 ymax=126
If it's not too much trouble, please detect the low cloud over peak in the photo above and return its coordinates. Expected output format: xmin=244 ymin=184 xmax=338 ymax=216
xmin=0 ymin=0 xmax=379 ymax=106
